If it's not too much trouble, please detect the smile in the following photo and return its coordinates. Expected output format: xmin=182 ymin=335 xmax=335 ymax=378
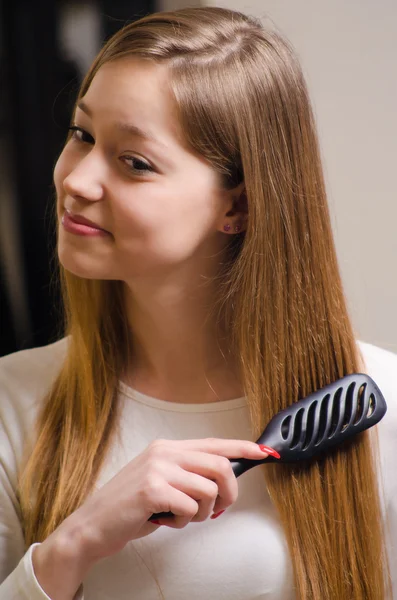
xmin=61 ymin=209 xmax=110 ymax=237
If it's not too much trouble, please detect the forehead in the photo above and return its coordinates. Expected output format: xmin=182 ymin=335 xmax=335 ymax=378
xmin=81 ymin=57 xmax=185 ymax=149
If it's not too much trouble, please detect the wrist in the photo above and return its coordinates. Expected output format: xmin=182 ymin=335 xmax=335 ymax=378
xmin=55 ymin=512 xmax=99 ymax=572
xmin=32 ymin=517 xmax=94 ymax=600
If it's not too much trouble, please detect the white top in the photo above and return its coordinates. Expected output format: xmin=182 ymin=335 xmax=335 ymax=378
xmin=0 ymin=338 xmax=396 ymax=600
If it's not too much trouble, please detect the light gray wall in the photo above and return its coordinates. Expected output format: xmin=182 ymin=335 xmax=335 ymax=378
xmin=159 ymin=0 xmax=397 ymax=353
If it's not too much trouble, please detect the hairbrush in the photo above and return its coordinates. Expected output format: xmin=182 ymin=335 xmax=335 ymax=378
xmin=149 ymin=372 xmax=387 ymax=520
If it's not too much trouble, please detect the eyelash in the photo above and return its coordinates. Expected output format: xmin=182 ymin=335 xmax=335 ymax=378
xmin=67 ymin=126 xmax=154 ymax=175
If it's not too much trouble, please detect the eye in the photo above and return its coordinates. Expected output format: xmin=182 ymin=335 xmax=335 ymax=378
xmin=68 ymin=126 xmax=94 ymax=144
xmin=67 ymin=126 xmax=155 ymax=175
xmin=120 ymin=156 xmax=154 ymax=175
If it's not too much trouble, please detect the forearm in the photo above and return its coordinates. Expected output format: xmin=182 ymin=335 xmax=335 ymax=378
xmin=32 ymin=516 xmax=93 ymax=600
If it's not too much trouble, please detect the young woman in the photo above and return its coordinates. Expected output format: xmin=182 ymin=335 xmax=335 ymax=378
xmin=0 ymin=6 xmax=395 ymax=600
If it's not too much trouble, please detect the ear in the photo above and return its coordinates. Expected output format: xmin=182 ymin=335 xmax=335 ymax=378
xmin=221 ymin=181 xmax=248 ymax=234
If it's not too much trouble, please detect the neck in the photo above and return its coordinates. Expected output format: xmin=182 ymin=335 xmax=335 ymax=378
xmin=121 ymin=276 xmax=243 ymax=403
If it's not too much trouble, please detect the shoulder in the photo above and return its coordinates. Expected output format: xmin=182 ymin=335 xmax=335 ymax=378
xmin=0 ymin=338 xmax=69 ymax=451
xmin=357 ymin=340 xmax=397 ymax=422
xmin=358 ymin=340 xmax=397 ymax=382
xmin=0 ymin=337 xmax=68 ymax=403
xmin=358 ymin=341 xmax=397 ymax=495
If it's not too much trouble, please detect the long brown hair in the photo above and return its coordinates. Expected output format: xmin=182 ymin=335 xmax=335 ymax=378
xmin=18 ymin=7 xmax=391 ymax=598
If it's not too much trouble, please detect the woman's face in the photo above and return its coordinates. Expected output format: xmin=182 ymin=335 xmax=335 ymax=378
xmin=54 ymin=57 xmax=241 ymax=282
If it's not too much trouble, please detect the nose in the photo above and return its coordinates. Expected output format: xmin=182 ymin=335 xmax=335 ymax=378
xmin=62 ymin=150 xmax=105 ymax=203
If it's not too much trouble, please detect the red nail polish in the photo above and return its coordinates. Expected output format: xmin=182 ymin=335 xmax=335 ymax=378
xmin=150 ymin=519 xmax=161 ymax=525
xmin=211 ymin=510 xmax=225 ymax=519
xmin=258 ymin=445 xmax=281 ymax=459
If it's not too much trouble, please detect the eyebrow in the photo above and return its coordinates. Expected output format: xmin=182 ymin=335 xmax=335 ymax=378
xmin=76 ymin=100 xmax=169 ymax=151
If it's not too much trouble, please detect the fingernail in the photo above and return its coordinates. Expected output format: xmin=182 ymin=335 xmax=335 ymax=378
xmin=258 ymin=445 xmax=281 ymax=459
xmin=211 ymin=510 xmax=225 ymax=519
xmin=149 ymin=519 xmax=162 ymax=525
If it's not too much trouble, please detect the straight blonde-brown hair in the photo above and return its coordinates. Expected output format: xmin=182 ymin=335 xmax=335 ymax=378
xmin=18 ymin=7 xmax=391 ymax=598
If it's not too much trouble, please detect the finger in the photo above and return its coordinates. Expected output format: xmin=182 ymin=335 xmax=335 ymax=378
xmin=166 ymin=466 xmax=221 ymax=522
xmin=170 ymin=437 xmax=269 ymax=460
xmin=151 ymin=486 xmax=199 ymax=529
xmin=174 ymin=451 xmax=239 ymax=504
xmin=163 ymin=454 xmax=239 ymax=519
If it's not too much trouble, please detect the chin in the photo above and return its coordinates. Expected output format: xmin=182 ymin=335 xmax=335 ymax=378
xmin=57 ymin=242 xmax=112 ymax=280
xmin=58 ymin=259 xmax=102 ymax=280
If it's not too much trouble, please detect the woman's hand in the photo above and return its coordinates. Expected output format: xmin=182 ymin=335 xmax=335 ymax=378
xmin=32 ymin=438 xmax=269 ymax=599
xmin=66 ymin=437 xmax=269 ymax=563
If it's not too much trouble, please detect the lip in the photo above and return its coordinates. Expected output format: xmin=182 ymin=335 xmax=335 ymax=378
xmin=61 ymin=209 xmax=110 ymax=237
xmin=64 ymin=208 xmax=108 ymax=231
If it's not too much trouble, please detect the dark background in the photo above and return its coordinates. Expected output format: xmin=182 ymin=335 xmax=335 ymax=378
xmin=0 ymin=0 xmax=155 ymax=357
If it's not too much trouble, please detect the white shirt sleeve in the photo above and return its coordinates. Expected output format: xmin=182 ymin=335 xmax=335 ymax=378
xmin=0 ymin=451 xmax=84 ymax=600
xmin=0 ymin=544 xmax=83 ymax=600
xmin=0 ymin=341 xmax=84 ymax=599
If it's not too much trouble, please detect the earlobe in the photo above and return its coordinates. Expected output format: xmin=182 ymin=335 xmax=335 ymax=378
xmin=222 ymin=221 xmax=245 ymax=234
xmin=223 ymin=197 xmax=248 ymax=235
xmin=221 ymin=181 xmax=248 ymax=234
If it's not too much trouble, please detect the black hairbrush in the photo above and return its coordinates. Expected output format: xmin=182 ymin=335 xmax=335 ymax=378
xmin=149 ymin=373 xmax=387 ymax=521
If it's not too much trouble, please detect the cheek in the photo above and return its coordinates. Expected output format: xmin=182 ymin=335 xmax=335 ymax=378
xmin=113 ymin=191 xmax=212 ymax=266
xmin=113 ymin=187 xmax=196 ymax=240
